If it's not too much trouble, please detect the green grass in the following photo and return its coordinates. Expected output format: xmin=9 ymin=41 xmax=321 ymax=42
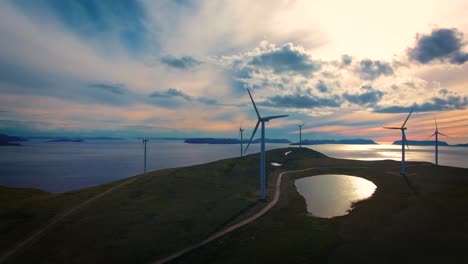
xmin=1 ymin=147 xmax=468 ymax=263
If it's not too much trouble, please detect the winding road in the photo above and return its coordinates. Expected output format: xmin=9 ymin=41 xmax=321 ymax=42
xmin=152 ymin=167 xmax=317 ymax=264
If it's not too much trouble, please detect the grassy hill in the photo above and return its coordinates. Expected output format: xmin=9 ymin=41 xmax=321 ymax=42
xmin=1 ymin=148 xmax=467 ymax=263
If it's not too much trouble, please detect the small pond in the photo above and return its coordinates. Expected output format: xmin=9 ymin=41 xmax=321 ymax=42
xmin=294 ymin=174 xmax=377 ymax=218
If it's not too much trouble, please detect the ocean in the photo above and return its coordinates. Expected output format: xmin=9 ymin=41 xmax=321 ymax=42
xmin=0 ymin=139 xmax=466 ymax=193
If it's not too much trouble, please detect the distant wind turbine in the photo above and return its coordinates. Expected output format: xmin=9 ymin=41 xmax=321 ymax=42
xmin=383 ymin=108 xmax=414 ymax=176
xmin=430 ymin=117 xmax=449 ymax=166
xmin=239 ymin=123 xmax=244 ymax=157
xmin=297 ymin=123 xmax=305 ymax=148
xmin=244 ymin=88 xmax=288 ymax=200
xmin=143 ymin=138 xmax=149 ymax=174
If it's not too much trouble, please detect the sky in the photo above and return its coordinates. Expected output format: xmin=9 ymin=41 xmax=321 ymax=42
xmin=0 ymin=0 xmax=467 ymax=143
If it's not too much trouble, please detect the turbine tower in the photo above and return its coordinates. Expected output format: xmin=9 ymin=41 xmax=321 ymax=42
xmin=142 ymin=138 xmax=149 ymax=174
xmin=430 ymin=117 xmax=448 ymax=166
xmin=297 ymin=123 xmax=305 ymax=148
xmin=244 ymin=88 xmax=288 ymax=200
xmin=239 ymin=124 xmax=244 ymax=157
xmin=383 ymin=108 xmax=414 ymax=176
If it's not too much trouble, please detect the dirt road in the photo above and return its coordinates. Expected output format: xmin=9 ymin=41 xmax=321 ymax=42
xmin=152 ymin=168 xmax=316 ymax=264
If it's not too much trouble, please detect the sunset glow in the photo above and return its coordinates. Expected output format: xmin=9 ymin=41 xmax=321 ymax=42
xmin=0 ymin=0 xmax=467 ymax=143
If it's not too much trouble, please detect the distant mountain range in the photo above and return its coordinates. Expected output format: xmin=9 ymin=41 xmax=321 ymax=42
xmin=291 ymin=139 xmax=377 ymax=145
xmin=0 ymin=134 xmax=27 ymax=146
xmin=26 ymin=136 xmax=123 ymax=140
xmin=47 ymin=138 xmax=84 ymax=143
xmin=392 ymin=140 xmax=468 ymax=147
xmin=184 ymin=138 xmax=291 ymax=144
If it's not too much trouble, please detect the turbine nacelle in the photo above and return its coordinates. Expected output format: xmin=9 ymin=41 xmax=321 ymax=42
xmin=244 ymin=89 xmax=288 ymax=154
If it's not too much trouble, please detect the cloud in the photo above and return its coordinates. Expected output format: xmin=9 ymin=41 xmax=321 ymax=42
xmin=343 ymin=85 xmax=384 ymax=106
xmin=356 ymin=59 xmax=394 ymax=80
xmin=149 ymin=88 xmax=192 ymax=101
xmin=197 ymin=97 xmax=218 ymax=105
xmin=148 ymin=88 xmax=219 ymax=107
xmin=261 ymin=94 xmax=341 ymax=109
xmin=161 ymin=56 xmax=201 ymax=69
xmin=407 ymin=28 xmax=468 ymax=64
xmin=12 ymin=0 xmax=150 ymax=54
xmin=375 ymin=94 xmax=467 ymax=113
xmin=315 ymin=80 xmax=328 ymax=92
xmin=89 ymin=83 xmax=125 ymax=94
xmin=249 ymin=43 xmax=321 ymax=76
xmin=341 ymin=54 xmax=352 ymax=66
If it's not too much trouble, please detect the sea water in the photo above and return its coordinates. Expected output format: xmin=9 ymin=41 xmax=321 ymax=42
xmin=0 ymin=140 xmax=466 ymax=192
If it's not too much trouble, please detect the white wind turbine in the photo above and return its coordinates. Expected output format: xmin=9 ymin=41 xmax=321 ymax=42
xmin=430 ymin=117 xmax=449 ymax=166
xmin=297 ymin=123 xmax=305 ymax=148
xmin=239 ymin=124 xmax=244 ymax=157
xmin=244 ymin=88 xmax=288 ymax=200
xmin=383 ymin=108 xmax=414 ymax=176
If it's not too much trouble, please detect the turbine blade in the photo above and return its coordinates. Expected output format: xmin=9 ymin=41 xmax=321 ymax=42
xmin=247 ymin=88 xmax=261 ymax=119
xmin=439 ymin=132 xmax=450 ymax=138
xmin=401 ymin=107 xmax=414 ymax=128
xmin=244 ymin=120 xmax=260 ymax=154
xmin=383 ymin=126 xmax=400 ymax=129
xmin=263 ymin=115 xmax=288 ymax=121
xmin=434 ymin=116 xmax=438 ymax=131
xmin=426 ymin=133 xmax=435 ymax=140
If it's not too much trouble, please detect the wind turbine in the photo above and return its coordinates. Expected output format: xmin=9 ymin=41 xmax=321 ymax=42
xmin=383 ymin=108 xmax=414 ymax=176
xmin=244 ymin=88 xmax=288 ymax=200
xmin=239 ymin=124 xmax=244 ymax=157
xmin=297 ymin=123 xmax=305 ymax=148
xmin=142 ymin=138 xmax=149 ymax=174
xmin=430 ymin=117 xmax=448 ymax=166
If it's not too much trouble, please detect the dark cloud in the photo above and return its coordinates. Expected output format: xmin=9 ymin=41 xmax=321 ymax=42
xmin=161 ymin=56 xmax=201 ymax=69
xmin=356 ymin=59 xmax=394 ymax=80
xmin=89 ymin=83 xmax=124 ymax=94
xmin=341 ymin=54 xmax=352 ymax=66
xmin=344 ymin=85 xmax=384 ymax=106
xmin=249 ymin=43 xmax=321 ymax=76
xmin=316 ymin=80 xmax=328 ymax=92
xmin=0 ymin=61 xmax=137 ymax=106
xmin=261 ymin=94 xmax=341 ymax=109
xmin=375 ymin=95 xmax=467 ymax=113
xmin=197 ymin=97 xmax=217 ymax=105
xmin=13 ymin=0 xmax=150 ymax=54
xmin=149 ymin=88 xmax=219 ymax=106
xmin=438 ymin=88 xmax=448 ymax=95
xmin=408 ymin=28 xmax=468 ymax=64
xmin=149 ymin=88 xmax=192 ymax=101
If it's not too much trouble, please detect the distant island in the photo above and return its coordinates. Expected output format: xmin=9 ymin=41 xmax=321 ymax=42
xmin=291 ymin=139 xmax=377 ymax=145
xmin=454 ymin=143 xmax=468 ymax=147
xmin=149 ymin=137 xmax=187 ymax=141
xmin=184 ymin=138 xmax=291 ymax=144
xmin=392 ymin=140 xmax=449 ymax=146
xmin=83 ymin=137 xmax=123 ymax=140
xmin=0 ymin=134 xmax=27 ymax=146
xmin=47 ymin=138 xmax=84 ymax=143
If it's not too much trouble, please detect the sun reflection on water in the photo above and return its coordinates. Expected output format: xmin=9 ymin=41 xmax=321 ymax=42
xmin=295 ymin=174 xmax=377 ymax=218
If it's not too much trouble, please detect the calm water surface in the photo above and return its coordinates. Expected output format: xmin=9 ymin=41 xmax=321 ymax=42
xmin=308 ymin=144 xmax=468 ymax=168
xmin=0 ymin=140 xmax=466 ymax=193
xmin=295 ymin=174 xmax=377 ymax=218
xmin=0 ymin=139 xmax=288 ymax=192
